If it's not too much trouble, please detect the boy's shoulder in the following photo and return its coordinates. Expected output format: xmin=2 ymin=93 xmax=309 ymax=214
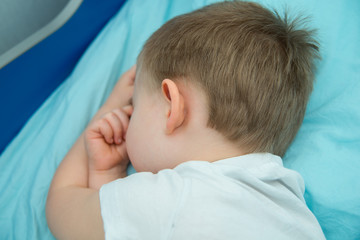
xmin=99 ymin=153 xmax=325 ymax=239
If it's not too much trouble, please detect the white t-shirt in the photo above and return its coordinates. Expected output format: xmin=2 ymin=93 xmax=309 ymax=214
xmin=100 ymin=153 xmax=325 ymax=240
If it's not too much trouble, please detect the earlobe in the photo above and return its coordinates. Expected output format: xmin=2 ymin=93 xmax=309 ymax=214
xmin=161 ymin=79 xmax=185 ymax=134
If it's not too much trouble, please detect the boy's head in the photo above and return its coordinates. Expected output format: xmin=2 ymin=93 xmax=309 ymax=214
xmin=128 ymin=1 xmax=319 ymax=170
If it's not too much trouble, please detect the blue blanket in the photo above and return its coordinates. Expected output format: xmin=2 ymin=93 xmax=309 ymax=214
xmin=0 ymin=0 xmax=127 ymax=154
xmin=0 ymin=0 xmax=359 ymax=239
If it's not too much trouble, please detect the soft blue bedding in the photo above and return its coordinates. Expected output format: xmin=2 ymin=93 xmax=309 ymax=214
xmin=0 ymin=0 xmax=127 ymax=154
xmin=0 ymin=0 xmax=359 ymax=239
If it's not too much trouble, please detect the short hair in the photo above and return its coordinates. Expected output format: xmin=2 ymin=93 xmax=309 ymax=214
xmin=137 ymin=1 xmax=320 ymax=157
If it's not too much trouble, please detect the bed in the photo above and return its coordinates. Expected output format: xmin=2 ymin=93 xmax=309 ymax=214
xmin=0 ymin=0 xmax=359 ymax=239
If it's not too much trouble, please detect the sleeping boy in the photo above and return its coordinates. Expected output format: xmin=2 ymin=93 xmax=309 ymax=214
xmin=46 ymin=1 xmax=326 ymax=239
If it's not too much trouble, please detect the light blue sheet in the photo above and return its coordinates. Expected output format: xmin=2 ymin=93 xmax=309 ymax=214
xmin=0 ymin=0 xmax=359 ymax=239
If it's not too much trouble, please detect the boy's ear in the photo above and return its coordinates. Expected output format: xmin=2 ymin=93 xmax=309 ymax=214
xmin=161 ymin=79 xmax=185 ymax=134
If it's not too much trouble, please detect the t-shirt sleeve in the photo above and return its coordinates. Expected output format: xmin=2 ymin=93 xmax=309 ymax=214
xmin=99 ymin=169 xmax=185 ymax=239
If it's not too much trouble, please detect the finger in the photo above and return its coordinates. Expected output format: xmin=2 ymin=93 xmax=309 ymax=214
xmin=112 ymin=108 xmax=130 ymax=133
xmin=104 ymin=112 xmax=124 ymax=145
xmin=98 ymin=118 xmax=114 ymax=144
xmin=115 ymin=142 xmax=129 ymax=161
xmin=112 ymin=108 xmax=130 ymax=137
xmin=122 ymin=105 xmax=134 ymax=117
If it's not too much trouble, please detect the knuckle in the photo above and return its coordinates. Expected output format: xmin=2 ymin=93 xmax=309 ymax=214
xmin=99 ymin=118 xmax=107 ymax=126
xmin=108 ymin=112 xmax=117 ymax=120
xmin=113 ymin=109 xmax=125 ymax=120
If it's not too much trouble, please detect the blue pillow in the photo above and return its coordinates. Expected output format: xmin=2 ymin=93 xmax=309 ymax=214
xmin=277 ymin=1 xmax=360 ymax=239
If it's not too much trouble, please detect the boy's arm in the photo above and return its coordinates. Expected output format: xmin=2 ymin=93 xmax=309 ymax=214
xmin=46 ymin=135 xmax=104 ymax=240
xmin=46 ymin=67 xmax=135 ymax=240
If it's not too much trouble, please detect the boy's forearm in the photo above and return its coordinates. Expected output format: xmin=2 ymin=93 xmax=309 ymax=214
xmin=47 ymin=104 xmax=124 ymax=238
xmin=46 ymin=133 xmax=102 ymax=239
xmin=46 ymin=68 xmax=134 ymax=239
xmin=48 ymin=134 xmax=89 ymax=190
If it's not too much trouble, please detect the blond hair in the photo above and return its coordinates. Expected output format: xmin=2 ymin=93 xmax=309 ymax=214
xmin=138 ymin=1 xmax=319 ymax=156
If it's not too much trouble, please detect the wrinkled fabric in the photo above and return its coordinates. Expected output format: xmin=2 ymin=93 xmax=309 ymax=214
xmin=101 ymin=153 xmax=325 ymax=240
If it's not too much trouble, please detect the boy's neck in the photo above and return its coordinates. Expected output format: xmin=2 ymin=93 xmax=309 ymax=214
xmin=179 ymin=126 xmax=247 ymax=163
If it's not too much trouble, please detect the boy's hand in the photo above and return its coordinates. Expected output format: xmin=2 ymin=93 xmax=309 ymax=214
xmin=85 ymin=106 xmax=133 ymax=189
xmin=47 ymin=66 xmax=136 ymax=238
